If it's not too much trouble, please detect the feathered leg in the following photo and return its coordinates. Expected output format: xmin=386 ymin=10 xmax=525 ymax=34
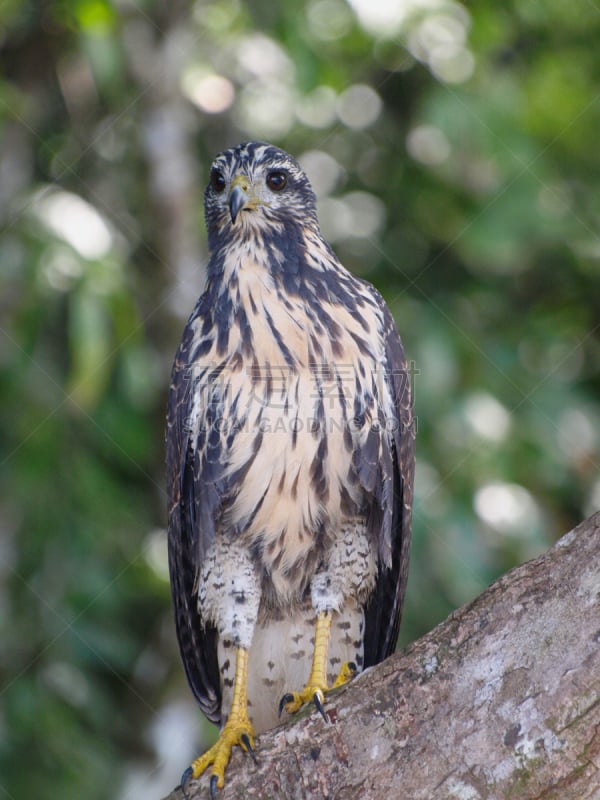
xmin=184 ymin=540 xmax=260 ymax=796
xmin=278 ymin=521 xmax=376 ymax=720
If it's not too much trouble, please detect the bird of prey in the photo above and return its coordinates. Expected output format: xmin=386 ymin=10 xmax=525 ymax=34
xmin=166 ymin=141 xmax=414 ymax=795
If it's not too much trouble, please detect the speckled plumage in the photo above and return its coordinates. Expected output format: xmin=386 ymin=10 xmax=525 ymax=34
xmin=166 ymin=142 xmax=414 ymax=735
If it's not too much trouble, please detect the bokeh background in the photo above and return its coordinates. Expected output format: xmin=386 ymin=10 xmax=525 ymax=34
xmin=1 ymin=1 xmax=599 ymax=797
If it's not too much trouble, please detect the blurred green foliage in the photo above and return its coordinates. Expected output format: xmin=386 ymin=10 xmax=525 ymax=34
xmin=1 ymin=1 xmax=599 ymax=797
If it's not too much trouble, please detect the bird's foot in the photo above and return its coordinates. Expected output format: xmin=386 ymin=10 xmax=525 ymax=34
xmin=278 ymin=683 xmax=328 ymax=721
xmin=182 ymin=714 xmax=256 ymax=798
xmin=278 ymin=660 xmax=357 ymax=721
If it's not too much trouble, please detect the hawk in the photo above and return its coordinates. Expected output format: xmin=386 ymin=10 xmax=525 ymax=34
xmin=166 ymin=142 xmax=414 ymax=795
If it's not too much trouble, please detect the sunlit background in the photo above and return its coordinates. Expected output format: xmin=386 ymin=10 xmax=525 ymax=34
xmin=1 ymin=1 xmax=599 ymax=797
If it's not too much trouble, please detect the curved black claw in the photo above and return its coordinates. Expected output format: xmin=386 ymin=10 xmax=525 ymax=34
xmin=347 ymin=662 xmax=357 ymax=675
xmin=278 ymin=692 xmax=295 ymax=718
xmin=210 ymin=774 xmax=219 ymax=800
xmin=313 ymin=691 xmax=328 ymax=722
xmin=240 ymin=733 xmax=258 ymax=765
xmin=180 ymin=767 xmax=193 ymax=799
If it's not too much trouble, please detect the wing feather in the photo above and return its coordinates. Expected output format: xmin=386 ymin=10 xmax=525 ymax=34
xmin=166 ymin=315 xmax=221 ymax=724
xmin=363 ymin=300 xmax=415 ymax=666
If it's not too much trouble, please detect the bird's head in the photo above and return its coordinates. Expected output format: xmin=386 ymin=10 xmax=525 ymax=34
xmin=204 ymin=142 xmax=319 ymax=249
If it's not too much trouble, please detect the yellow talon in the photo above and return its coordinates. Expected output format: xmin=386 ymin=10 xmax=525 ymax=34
xmin=190 ymin=718 xmax=255 ymax=788
xmin=187 ymin=647 xmax=255 ymax=792
xmin=279 ymin=612 xmax=357 ymax=719
xmin=332 ymin=660 xmax=357 ymax=689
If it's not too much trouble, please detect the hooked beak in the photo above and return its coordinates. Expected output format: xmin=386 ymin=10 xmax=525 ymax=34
xmin=228 ymin=174 xmax=267 ymax=223
xmin=228 ymin=175 xmax=251 ymax=223
xmin=228 ymin=184 xmax=247 ymax=223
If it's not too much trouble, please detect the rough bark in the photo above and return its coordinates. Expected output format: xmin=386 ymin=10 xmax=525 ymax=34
xmin=163 ymin=513 xmax=600 ymax=800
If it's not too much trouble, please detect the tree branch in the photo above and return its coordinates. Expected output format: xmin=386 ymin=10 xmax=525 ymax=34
xmin=164 ymin=513 xmax=600 ymax=799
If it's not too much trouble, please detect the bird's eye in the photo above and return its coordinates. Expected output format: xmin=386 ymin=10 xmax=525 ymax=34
xmin=266 ymin=171 xmax=287 ymax=192
xmin=210 ymin=169 xmax=226 ymax=193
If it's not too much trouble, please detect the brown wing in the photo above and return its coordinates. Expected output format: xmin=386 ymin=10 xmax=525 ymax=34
xmin=166 ymin=310 xmax=221 ymax=724
xmin=363 ymin=300 xmax=415 ymax=666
